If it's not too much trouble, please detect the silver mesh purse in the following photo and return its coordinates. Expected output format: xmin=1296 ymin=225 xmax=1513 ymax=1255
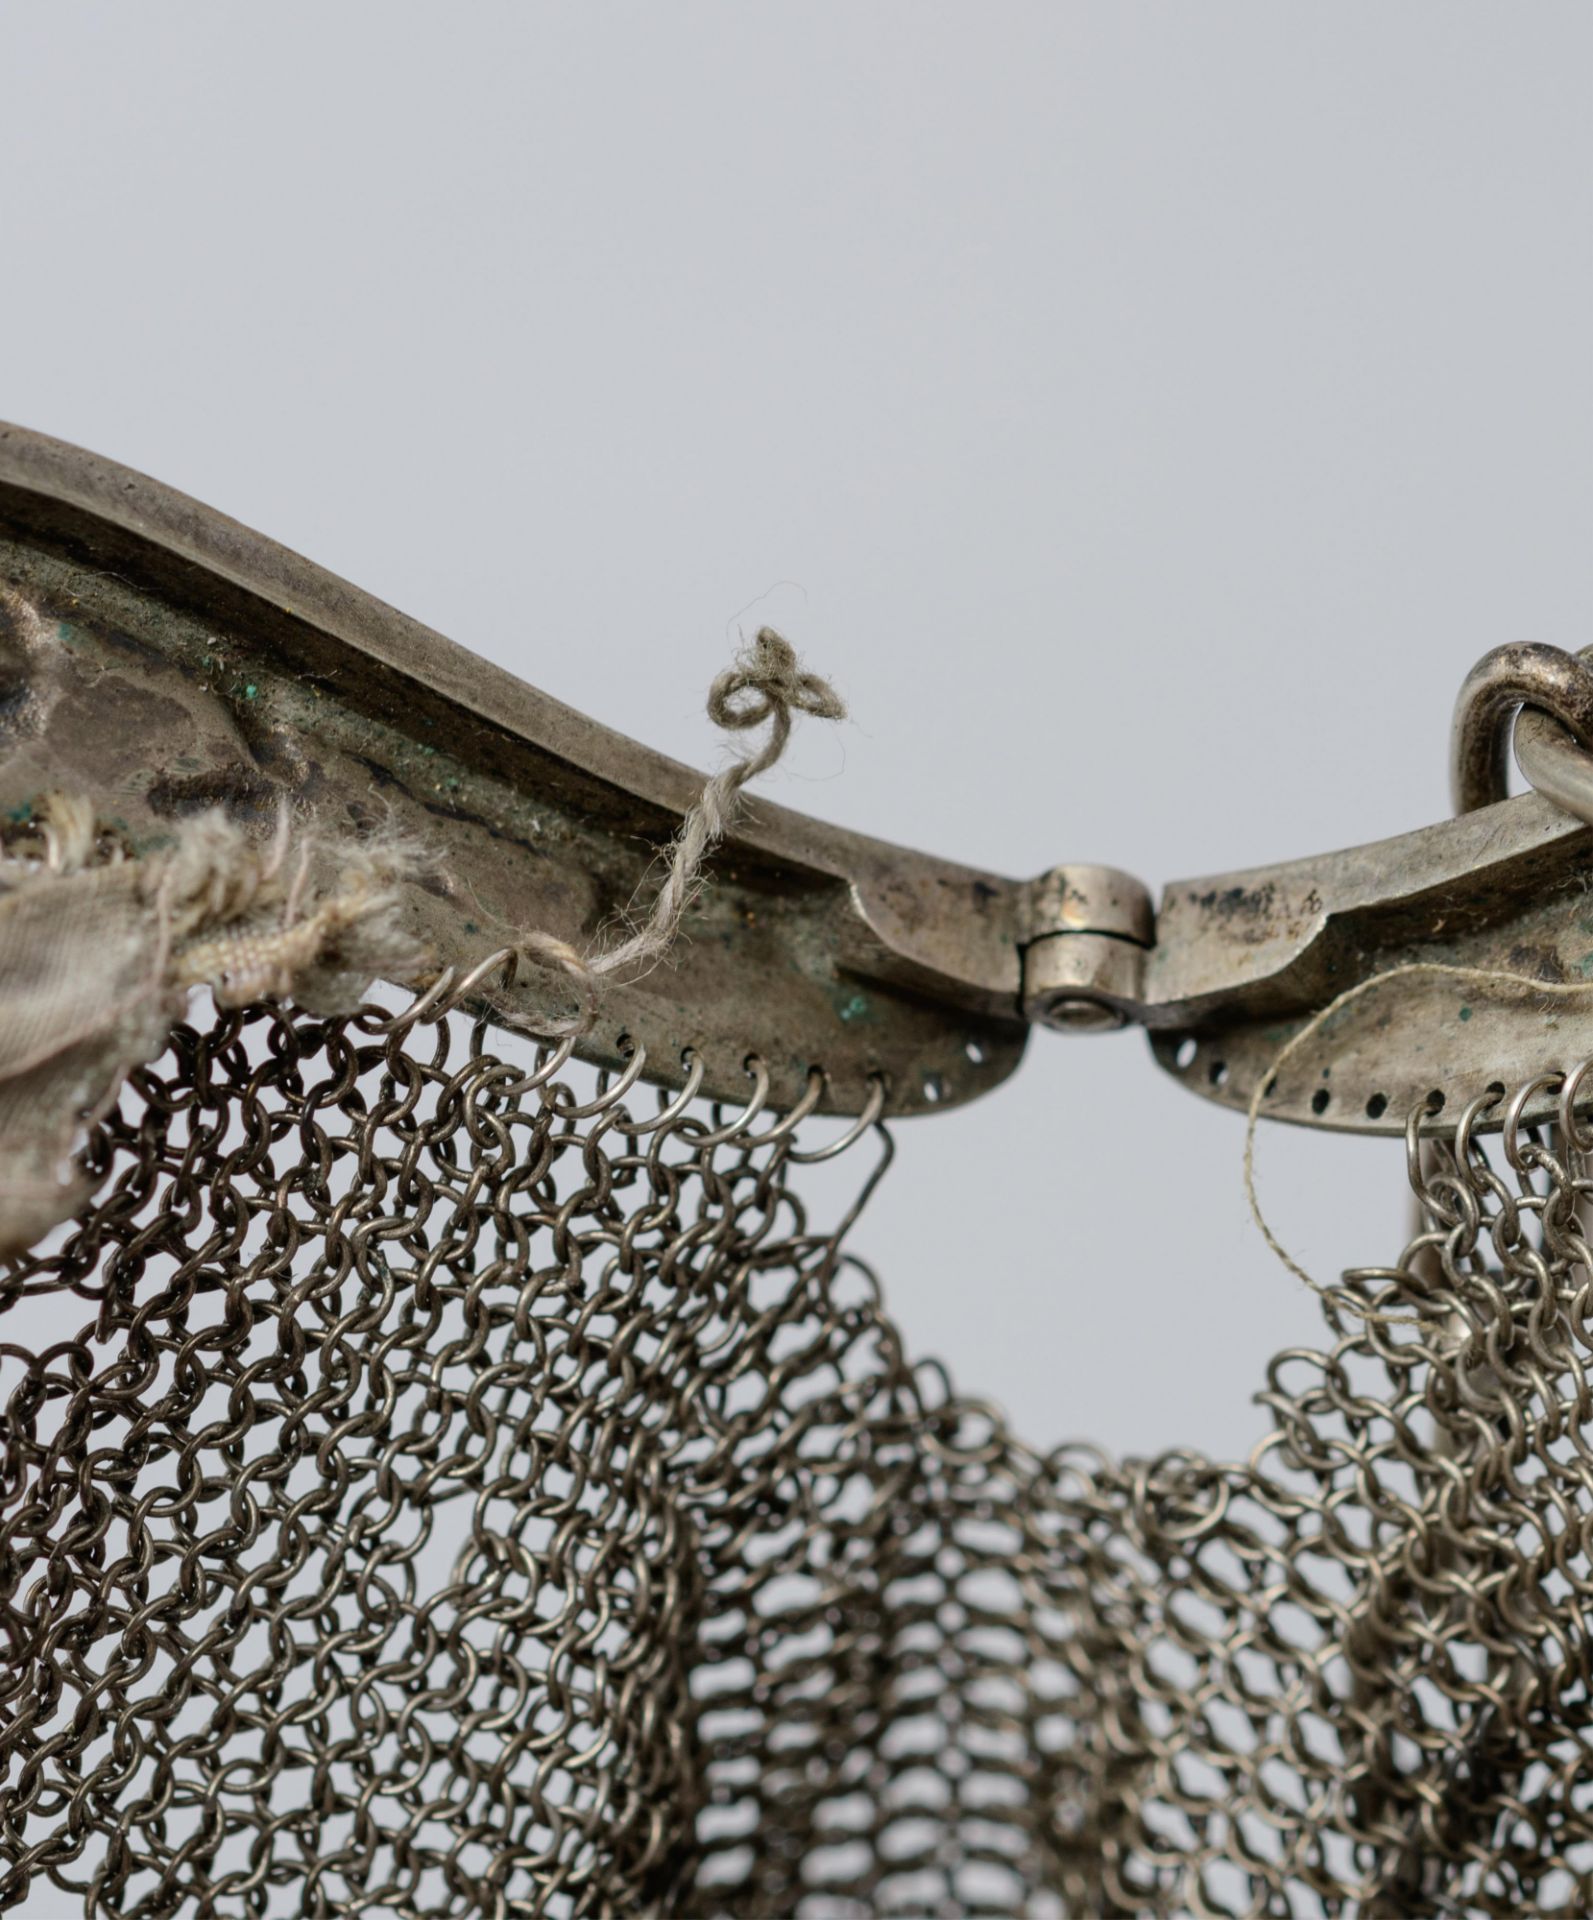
xmin=5 ymin=426 xmax=1593 ymax=1918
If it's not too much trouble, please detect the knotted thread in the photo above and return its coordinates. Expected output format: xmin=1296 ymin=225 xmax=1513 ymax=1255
xmin=516 ymin=627 xmax=846 ymax=1036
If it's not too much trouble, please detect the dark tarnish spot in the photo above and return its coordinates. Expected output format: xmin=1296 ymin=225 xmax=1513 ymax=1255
xmin=351 ymin=753 xmax=556 ymax=865
xmin=1507 ymin=942 xmax=1568 ymax=985
xmin=418 ymin=794 xmax=555 ymax=864
xmin=91 ymin=621 xmax=178 ymax=673
xmin=1188 ymin=882 xmax=1281 ymax=944
xmin=351 ymin=752 xmax=404 ymax=793
xmin=148 ymin=763 xmax=283 ymax=822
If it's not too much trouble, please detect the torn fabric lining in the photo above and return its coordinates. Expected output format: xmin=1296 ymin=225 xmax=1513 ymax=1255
xmin=0 ymin=803 xmax=419 ymax=1256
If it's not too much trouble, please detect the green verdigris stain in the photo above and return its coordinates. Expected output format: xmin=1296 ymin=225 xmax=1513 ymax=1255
xmin=839 ymin=992 xmax=871 ymax=1024
xmin=1459 ymin=1004 xmax=1473 ymax=1020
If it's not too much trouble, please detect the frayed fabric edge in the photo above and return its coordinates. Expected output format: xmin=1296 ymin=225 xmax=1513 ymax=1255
xmin=0 ymin=626 xmax=847 ymax=1258
xmin=0 ymin=801 xmax=425 ymax=1259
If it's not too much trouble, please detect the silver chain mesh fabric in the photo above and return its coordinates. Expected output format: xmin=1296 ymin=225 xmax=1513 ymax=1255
xmin=5 ymin=989 xmax=1593 ymax=1917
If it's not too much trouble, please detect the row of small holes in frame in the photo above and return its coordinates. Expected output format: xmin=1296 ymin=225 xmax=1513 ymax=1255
xmin=611 ymin=1029 xmax=993 ymax=1112
xmin=1169 ymin=1036 xmax=1451 ymax=1124
xmin=923 ymin=1036 xmax=990 ymax=1105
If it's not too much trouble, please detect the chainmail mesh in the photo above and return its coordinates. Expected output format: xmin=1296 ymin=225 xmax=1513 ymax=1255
xmin=3 ymin=987 xmax=1593 ymax=1918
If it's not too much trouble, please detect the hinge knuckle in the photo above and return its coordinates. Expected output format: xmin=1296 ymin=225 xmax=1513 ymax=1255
xmin=1020 ymin=865 xmax=1155 ymax=1033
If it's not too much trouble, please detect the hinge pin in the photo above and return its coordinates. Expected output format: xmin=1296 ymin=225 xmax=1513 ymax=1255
xmin=1021 ymin=865 xmax=1155 ymax=1034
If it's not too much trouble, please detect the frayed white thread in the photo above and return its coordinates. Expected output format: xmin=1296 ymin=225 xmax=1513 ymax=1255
xmin=0 ymin=627 xmax=845 ymax=1252
xmin=511 ymin=627 xmax=845 ymax=1037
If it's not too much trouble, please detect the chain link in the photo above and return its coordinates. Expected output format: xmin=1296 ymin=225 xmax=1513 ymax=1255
xmin=4 ymin=981 xmax=1593 ymax=1914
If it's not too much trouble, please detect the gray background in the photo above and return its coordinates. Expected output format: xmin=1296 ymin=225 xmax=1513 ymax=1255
xmin=2 ymin=3 xmax=1589 ymax=1462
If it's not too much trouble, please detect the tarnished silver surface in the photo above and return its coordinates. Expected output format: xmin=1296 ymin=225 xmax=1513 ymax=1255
xmin=18 ymin=424 xmax=1593 ymax=1138
xmin=0 ymin=423 xmax=1029 ymax=1120
xmin=1145 ymin=641 xmax=1593 ymax=1135
xmin=1145 ymin=786 xmax=1593 ymax=1135
xmin=1022 ymin=863 xmax=1153 ymax=1033
xmin=9 ymin=429 xmax=1593 ymax=1916
xmin=1518 ymin=703 xmax=1593 ymax=826
xmin=7 ymin=983 xmax=1593 ymax=1914
xmin=1449 ymin=640 xmax=1593 ymax=817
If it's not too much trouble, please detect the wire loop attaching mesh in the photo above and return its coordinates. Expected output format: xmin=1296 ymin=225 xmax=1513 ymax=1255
xmin=5 ymin=972 xmax=1593 ymax=1917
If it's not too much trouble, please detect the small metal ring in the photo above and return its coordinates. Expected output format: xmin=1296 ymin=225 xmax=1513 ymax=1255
xmin=1453 ymin=1081 xmax=1507 ymax=1171
xmin=547 ymin=1038 xmax=649 ymax=1119
xmin=787 ymin=1072 xmax=887 ymax=1163
xmin=364 ymin=966 xmax=459 ymax=1036
xmin=447 ymin=946 xmax=525 ymax=1008
xmin=621 ymin=1049 xmax=709 ymax=1137
xmin=742 ymin=1067 xmax=827 ymax=1148
xmin=690 ymin=1056 xmax=773 ymax=1147
xmin=1502 ymin=1069 xmax=1565 ymax=1172
xmin=495 ymin=1033 xmax=580 ymax=1100
xmin=1557 ymin=1054 xmax=1593 ymax=1153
